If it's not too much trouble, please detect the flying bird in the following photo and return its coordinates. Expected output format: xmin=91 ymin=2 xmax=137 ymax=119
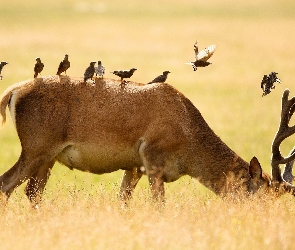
xmin=57 ymin=54 xmax=70 ymax=75
xmin=34 ymin=57 xmax=44 ymax=78
xmin=95 ymin=61 xmax=105 ymax=78
xmin=0 ymin=61 xmax=8 ymax=80
xmin=84 ymin=61 xmax=96 ymax=83
xmin=186 ymin=41 xmax=217 ymax=71
xmin=261 ymin=72 xmax=281 ymax=97
xmin=147 ymin=71 xmax=171 ymax=84
xmin=111 ymin=68 xmax=137 ymax=84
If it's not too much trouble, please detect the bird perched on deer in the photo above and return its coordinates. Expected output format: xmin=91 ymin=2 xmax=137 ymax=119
xmin=111 ymin=68 xmax=137 ymax=85
xmin=0 ymin=61 xmax=8 ymax=80
xmin=147 ymin=71 xmax=171 ymax=84
xmin=261 ymin=72 xmax=281 ymax=97
xmin=56 ymin=54 xmax=70 ymax=76
xmin=34 ymin=57 xmax=44 ymax=78
xmin=186 ymin=41 xmax=217 ymax=71
xmin=95 ymin=61 xmax=105 ymax=78
xmin=84 ymin=61 xmax=96 ymax=83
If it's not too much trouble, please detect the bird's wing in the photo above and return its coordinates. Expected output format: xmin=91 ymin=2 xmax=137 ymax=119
xmin=151 ymin=75 xmax=164 ymax=83
xmin=57 ymin=61 xmax=63 ymax=72
xmin=260 ymin=81 xmax=265 ymax=90
xmin=196 ymin=44 xmax=217 ymax=61
xmin=194 ymin=41 xmax=199 ymax=59
xmin=65 ymin=61 xmax=70 ymax=69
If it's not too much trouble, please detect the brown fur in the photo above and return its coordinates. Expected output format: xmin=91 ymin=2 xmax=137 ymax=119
xmin=0 ymin=76 xmax=274 ymax=203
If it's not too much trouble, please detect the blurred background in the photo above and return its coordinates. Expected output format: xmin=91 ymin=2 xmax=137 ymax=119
xmin=0 ymin=0 xmax=295 ymax=196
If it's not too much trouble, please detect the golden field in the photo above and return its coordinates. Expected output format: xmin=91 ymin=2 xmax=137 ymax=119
xmin=0 ymin=0 xmax=295 ymax=249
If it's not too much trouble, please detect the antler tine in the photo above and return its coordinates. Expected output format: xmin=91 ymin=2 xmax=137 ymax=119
xmin=282 ymin=146 xmax=295 ymax=184
xmin=272 ymin=89 xmax=295 ymax=182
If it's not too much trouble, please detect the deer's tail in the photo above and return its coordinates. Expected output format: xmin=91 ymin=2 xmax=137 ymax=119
xmin=0 ymin=87 xmax=13 ymax=125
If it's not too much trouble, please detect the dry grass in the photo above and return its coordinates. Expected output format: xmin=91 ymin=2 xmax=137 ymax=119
xmin=1 ymin=0 xmax=295 ymax=249
xmin=2 ymin=184 xmax=295 ymax=250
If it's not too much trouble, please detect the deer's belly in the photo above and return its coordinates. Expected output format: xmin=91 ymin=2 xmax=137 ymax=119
xmin=55 ymin=144 xmax=141 ymax=174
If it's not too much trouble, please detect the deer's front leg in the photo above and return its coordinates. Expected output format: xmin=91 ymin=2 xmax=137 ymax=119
xmin=148 ymin=170 xmax=165 ymax=203
xmin=119 ymin=168 xmax=143 ymax=201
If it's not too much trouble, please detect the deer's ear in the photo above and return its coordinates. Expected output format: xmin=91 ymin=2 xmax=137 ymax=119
xmin=249 ymin=156 xmax=263 ymax=180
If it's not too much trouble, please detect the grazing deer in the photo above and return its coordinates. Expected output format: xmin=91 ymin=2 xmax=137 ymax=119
xmin=0 ymin=76 xmax=294 ymax=205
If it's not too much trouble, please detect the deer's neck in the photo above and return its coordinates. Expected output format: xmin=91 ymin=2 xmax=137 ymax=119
xmin=183 ymin=97 xmax=250 ymax=194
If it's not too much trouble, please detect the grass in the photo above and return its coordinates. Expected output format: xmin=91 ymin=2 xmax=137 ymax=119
xmin=0 ymin=0 xmax=295 ymax=249
xmin=2 ymin=185 xmax=295 ymax=250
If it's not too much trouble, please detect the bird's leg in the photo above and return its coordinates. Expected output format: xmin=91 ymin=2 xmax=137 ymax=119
xmin=120 ymin=79 xmax=127 ymax=87
xmin=0 ymin=76 xmax=2 ymax=80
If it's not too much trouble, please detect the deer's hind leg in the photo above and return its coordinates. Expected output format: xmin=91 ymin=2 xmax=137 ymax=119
xmin=25 ymin=159 xmax=55 ymax=205
xmin=0 ymin=150 xmax=55 ymax=202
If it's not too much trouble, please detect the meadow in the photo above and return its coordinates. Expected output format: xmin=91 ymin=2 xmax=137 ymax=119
xmin=0 ymin=0 xmax=295 ymax=249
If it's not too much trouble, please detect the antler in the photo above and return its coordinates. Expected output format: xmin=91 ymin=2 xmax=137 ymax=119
xmin=271 ymin=89 xmax=295 ymax=182
xmin=282 ymin=147 xmax=295 ymax=184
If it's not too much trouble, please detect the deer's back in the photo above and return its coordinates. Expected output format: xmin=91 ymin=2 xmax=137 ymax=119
xmin=9 ymin=76 xmax=202 ymax=146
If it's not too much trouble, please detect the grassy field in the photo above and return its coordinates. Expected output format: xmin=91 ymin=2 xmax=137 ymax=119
xmin=1 ymin=0 xmax=295 ymax=249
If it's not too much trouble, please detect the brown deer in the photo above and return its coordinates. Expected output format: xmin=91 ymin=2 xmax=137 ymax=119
xmin=0 ymin=76 xmax=294 ymax=204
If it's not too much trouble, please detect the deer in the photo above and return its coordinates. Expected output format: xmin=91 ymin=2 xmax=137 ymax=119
xmin=0 ymin=75 xmax=294 ymax=205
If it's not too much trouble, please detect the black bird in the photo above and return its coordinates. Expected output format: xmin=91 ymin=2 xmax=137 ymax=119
xmin=147 ymin=71 xmax=171 ymax=84
xmin=186 ymin=41 xmax=217 ymax=71
xmin=0 ymin=61 xmax=8 ymax=80
xmin=34 ymin=57 xmax=44 ymax=78
xmin=84 ymin=61 xmax=96 ymax=83
xmin=111 ymin=68 xmax=137 ymax=83
xmin=95 ymin=61 xmax=105 ymax=78
xmin=57 ymin=54 xmax=70 ymax=75
xmin=261 ymin=72 xmax=281 ymax=97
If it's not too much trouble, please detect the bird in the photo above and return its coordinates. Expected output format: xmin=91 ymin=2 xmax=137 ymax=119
xmin=84 ymin=61 xmax=96 ymax=83
xmin=186 ymin=41 xmax=217 ymax=71
xmin=95 ymin=61 xmax=105 ymax=78
xmin=56 ymin=54 xmax=70 ymax=75
xmin=0 ymin=61 xmax=8 ymax=80
xmin=261 ymin=72 xmax=281 ymax=97
xmin=34 ymin=57 xmax=44 ymax=78
xmin=147 ymin=71 xmax=171 ymax=84
xmin=111 ymin=68 xmax=137 ymax=84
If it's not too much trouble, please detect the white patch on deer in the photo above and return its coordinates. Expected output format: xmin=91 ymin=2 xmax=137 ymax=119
xmin=9 ymin=89 xmax=18 ymax=128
